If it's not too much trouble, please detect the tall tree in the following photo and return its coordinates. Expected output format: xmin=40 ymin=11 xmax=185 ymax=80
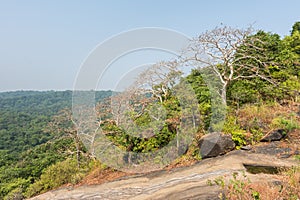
xmin=184 ymin=26 xmax=276 ymax=103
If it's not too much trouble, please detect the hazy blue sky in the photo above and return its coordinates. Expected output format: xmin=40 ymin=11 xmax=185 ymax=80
xmin=0 ymin=0 xmax=299 ymax=91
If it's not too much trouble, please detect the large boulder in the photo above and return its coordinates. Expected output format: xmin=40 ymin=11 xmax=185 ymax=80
xmin=260 ymin=129 xmax=286 ymax=142
xmin=198 ymin=132 xmax=235 ymax=159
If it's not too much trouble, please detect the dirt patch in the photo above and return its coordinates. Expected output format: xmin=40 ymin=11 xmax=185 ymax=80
xmin=76 ymin=167 xmax=130 ymax=187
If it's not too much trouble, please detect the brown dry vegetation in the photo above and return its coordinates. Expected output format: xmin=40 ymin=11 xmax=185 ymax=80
xmin=237 ymin=102 xmax=299 ymax=132
xmin=76 ymin=164 xmax=130 ymax=187
xmin=214 ymin=102 xmax=300 ymax=199
xmin=217 ymin=166 xmax=300 ymax=200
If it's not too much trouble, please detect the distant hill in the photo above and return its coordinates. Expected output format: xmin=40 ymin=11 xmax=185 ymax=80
xmin=0 ymin=90 xmax=112 ymax=152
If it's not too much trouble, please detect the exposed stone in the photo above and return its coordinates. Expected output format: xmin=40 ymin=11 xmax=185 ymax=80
xmin=272 ymin=180 xmax=283 ymax=186
xmin=279 ymin=154 xmax=292 ymax=159
xmin=29 ymin=147 xmax=299 ymax=200
xmin=253 ymin=141 xmax=292 ymax=156
xmin=241 ymin=145 xmax=252 ymax=151
xmin=260 ymin=129 xmax=286 ymax=142
xmin=198 ymin=132 xmax=235 ymax=159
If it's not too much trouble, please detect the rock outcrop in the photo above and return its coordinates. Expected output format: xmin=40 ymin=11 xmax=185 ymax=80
xmin=29 ymin=147 xmax=298 ymax=200
xmin=198 ymin=132 xmax=235 ymax=159
xmin=260 ymin=129 xmax=286 ymax=142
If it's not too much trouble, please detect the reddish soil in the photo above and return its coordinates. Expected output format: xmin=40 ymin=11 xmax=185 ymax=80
xmin=76 ymin=168 xmax=130 ymax=187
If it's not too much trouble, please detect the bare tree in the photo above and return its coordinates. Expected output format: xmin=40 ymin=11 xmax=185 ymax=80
xmin=48 ymin=109 xmax=87 ymax=167
xmin=101 ymin=61 xmax=183 ymax=136
xmin=184 ymin=25 xmax=276 ymax=103
xmin=134 ymin=61 xmax=183 ymax=103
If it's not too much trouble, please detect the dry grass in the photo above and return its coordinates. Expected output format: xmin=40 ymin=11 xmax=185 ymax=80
xmin=237 ymin=103 xmax=292 ymax=131
xmin=75 ymin=164 xmax=129 ymax=186
xmin=219 ymin=166 xmax=300 ymax=200
xmin=235 ymin=102 xmax=300 ymax=144
xmin=280 ymin=166 xmax=300 ymax=199
xmin=225 ymin=181 xmax=281 ymax=200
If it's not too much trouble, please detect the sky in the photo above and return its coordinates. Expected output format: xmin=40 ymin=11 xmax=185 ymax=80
xmin=0 ymin=0 xmax=299 ymax=92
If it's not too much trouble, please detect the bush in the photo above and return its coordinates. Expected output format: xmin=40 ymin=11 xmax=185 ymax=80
xmin=0 ymin=178 xmax=30 ymax=200
xmin=25 ymin=158 xmax=92 ymax=198
xmin=4 ymin=187 xmax=24 ymax=200
xmin=271 ymin=115 xmax=300 ymax=132
xmin=222 ymin=115 xmax=247 ymax=148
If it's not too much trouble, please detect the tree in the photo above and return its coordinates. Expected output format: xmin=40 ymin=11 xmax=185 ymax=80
xmin=291 ymin=21 xmax=300 ymax=36
xmin=184 ymin=25 xmax=276 ymax=103
xmin=184 ymin=69 xmax=212 ymax=129
xmin=48 ymin=109 xmax=87 ymax=167
xmin=105 ymin=60 xmax=183 ymax=139
xmin=134 ymin=61 xmax=182 ymax=103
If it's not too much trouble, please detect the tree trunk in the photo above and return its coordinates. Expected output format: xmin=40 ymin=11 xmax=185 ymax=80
xmin=75 ymin=136 xmax=81 ymax=168
xmin=221 ymin=85 xmax=227 ymax=105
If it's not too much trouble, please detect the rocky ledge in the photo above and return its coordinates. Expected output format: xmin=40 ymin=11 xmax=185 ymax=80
xmin=30 ymin=137 xmax=299 ymax=200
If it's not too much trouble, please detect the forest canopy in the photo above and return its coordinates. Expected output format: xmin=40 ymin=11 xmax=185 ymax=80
xmin=0 ymin=22 xmax=299 ymax=199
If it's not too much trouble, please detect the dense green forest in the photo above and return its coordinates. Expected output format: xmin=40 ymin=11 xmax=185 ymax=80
xmin=0 ymin=90 xmax=112 ymax=199
xmin=0 ymin=22 xmax=299 ymax=199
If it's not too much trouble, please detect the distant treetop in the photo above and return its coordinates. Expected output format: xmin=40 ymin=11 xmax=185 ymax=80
xmin=291 ymin=21 xmax=300 ymax=35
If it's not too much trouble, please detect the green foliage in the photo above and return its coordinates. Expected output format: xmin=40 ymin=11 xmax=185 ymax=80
xmin=0 ymin=90 xmax=113 ymax=199
xmin=222 ymin=116 xmax=247 ymax=148
xmin=248 ymin=128 xmax=264 ymax=144
xmin=105 ymin=122 xmax=176 ymax=153
xmin=291 ymin=21 xmax=300 ymax=36
xmin=184 ymin=69 xmax=212 ymax=130
xmin=100 ymin=93 xmax=180 ymax=154
xmin=271 ymin=115 xmax=300 ymax=132
xmin=189 ymin=142 xmax=202 ymax=161
xmin=0 ymin=90 xmax=113 ymax=152
xmin=229 ymin=172 xmax=251 ymax=196
xmin=0 ymin=137 xmax=76 ymax=199
xmin=0 ymin=178 xmax=30 ymax=200
xmin=213 ymin=176 xmax=226 ymax=189
xmin=227 ymin=79 xmax=261 ymax=106
xmin=227 ymin=29 xmax=300 ymax=105
xmin=210 ymin=171 xmax=260 ymax=200
xmin=4 ymin=187 xmax=24 ymax=200
xmin=294 ymin=155 xmax=300 ymax=161
xmin=0 ymin=91 xmax=73 ymax=153
xmin=25 ymin=158 xmax=93 ymax=198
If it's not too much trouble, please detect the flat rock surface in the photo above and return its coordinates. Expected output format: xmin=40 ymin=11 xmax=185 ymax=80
xmin=29 ymin=143 xmax=298 ymax=200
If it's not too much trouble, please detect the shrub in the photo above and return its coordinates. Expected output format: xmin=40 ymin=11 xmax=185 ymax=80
xmin=3 ymin=187 xmax=24 ymax=200
xmin=222 ymin=115 xmax=247 ymax=148
xmin=25 ymin=158 xmax=92 ymax=198
xmin=271 ymin=115 xmax=300 ymax=132
xmin=0 ymin=178 xmax=30 ymax=200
